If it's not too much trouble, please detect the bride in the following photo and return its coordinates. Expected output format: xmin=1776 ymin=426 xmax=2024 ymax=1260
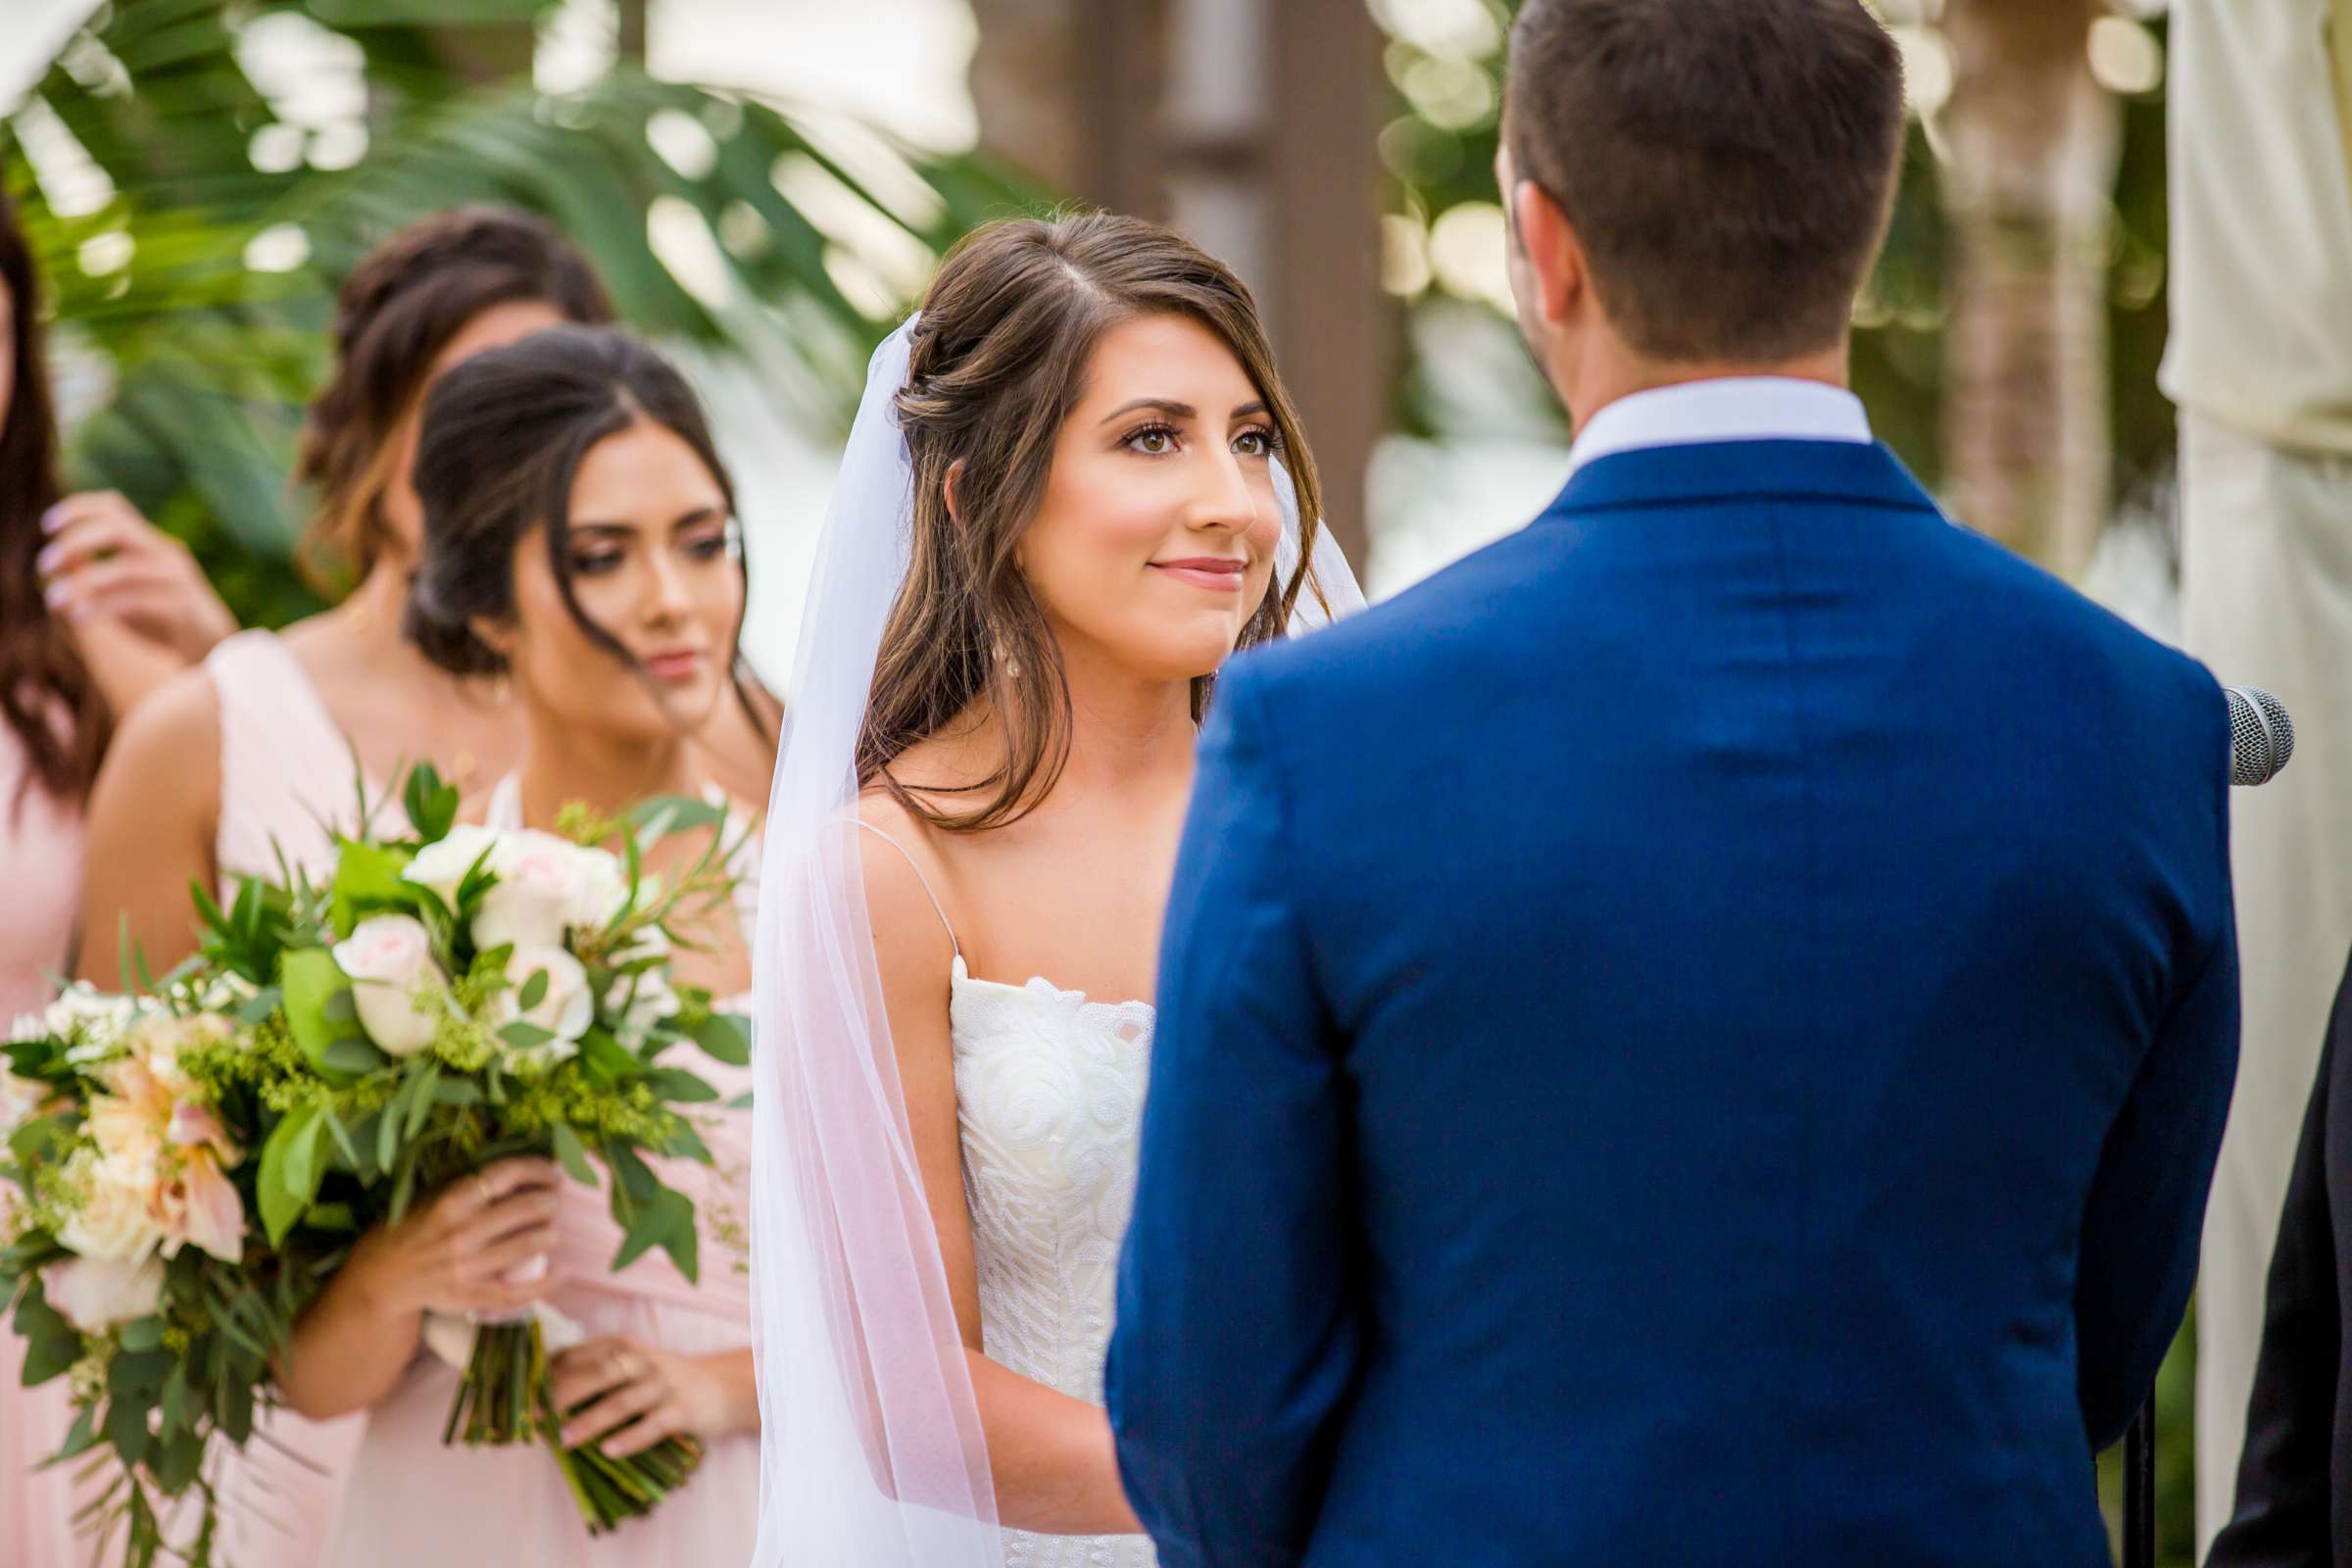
xmin=750 ymin=213 xmax=1358 ymax=1564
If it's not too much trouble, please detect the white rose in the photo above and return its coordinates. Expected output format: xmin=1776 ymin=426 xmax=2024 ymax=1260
xmin=613 ymin=969 xmax=682 ymax=1049
xmin=400 ymin=823 xmax=500 ymax=911
xmin=332 ymin=914 xmax=446 ymax=1057
xmin=57 ymin=1151 xmax=166 ymax=1263
xmin=472 ymin=830 xmax=591 ymax=953
xmin=499 ymin=946 xmax=593 ymax=1057
xmin=566 ymin=847 xmax=629 ymax=934
xmin=44 ymin=1253 xmax=166 ymax=1333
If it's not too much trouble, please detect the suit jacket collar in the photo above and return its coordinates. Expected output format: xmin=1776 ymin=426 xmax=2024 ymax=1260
xmin=1542 ymin=439 xmax=1945 ymax=522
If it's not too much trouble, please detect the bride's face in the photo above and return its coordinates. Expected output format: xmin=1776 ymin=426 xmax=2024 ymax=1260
xmin=1016 ymin=314 xmax=1284 ymax=683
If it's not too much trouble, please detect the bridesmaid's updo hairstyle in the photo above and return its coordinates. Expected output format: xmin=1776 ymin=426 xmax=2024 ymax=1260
xmin=861 ymin=212 xmax=1326 ymax=833
xmin=295 ymin=206 xmax=611 ymax=592
xmin=403 ymin=325 xmax=763 ymax=735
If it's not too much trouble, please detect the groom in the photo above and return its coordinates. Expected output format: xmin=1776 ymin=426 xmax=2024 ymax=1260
xmin=1105 ymin=1 xmax=2239 ymax=1562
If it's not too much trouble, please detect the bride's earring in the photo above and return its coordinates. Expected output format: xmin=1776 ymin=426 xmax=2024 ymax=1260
xmin=994 ymin=635 xmax=1021 ymax=681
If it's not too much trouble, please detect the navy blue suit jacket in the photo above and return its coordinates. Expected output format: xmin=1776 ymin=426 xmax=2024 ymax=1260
xmin=1106 ymin=439 xmax=2238 ymax=1566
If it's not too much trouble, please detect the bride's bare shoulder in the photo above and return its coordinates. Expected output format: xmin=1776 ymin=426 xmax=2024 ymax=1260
xmin=851 ymin=783 xmax=960 ymax=959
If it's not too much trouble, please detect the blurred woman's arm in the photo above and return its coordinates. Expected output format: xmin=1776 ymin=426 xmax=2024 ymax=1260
xmin=74 ymin=666 xmax=222 ymax=983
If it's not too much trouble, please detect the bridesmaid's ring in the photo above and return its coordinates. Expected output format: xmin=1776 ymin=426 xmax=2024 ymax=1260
xmin=475 ymin=1174 xmax=494 ymax=1206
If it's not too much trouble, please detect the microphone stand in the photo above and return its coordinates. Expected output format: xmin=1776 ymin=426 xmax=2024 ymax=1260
xmin=2124 ymin=1397 xmax=2153 ymax=1568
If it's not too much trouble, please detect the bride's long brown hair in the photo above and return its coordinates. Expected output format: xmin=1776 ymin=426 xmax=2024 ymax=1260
xmin=858 ymin=213 xmax=1325 ymax=833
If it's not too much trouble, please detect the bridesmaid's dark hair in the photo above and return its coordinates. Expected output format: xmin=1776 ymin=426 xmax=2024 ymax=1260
xmin=0 ymin=184 xmax=106 ymax=812
xmin=295 ymin=206 xmax=612 ymax=593
xmin=404 ymin=325 xmax=767 ymax=740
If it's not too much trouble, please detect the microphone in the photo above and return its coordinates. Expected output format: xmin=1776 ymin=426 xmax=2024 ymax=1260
xmin=2227 ymin=686 xmax=2294 ymax=786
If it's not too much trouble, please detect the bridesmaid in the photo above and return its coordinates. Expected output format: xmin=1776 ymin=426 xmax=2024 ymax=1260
xmin=279 ymin=325 xmax=760 ymax=1566
xmin=78 ymin=208 xmax=780 ymax=983
xmin=0 ymin=186 xmax=246 ymax=1568
xmin=75 ymin=208 xmax=609 ymax=985
xmin=69 ymin=208 xmax=615 ymax=1565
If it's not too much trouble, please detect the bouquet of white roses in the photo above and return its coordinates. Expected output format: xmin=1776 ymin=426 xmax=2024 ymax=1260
xmin=1 ymin=763 xmax=753 ymax=1561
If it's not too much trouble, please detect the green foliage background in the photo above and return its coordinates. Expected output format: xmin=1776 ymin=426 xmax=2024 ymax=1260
xmin=5 ymin=0 xmax=1037 ymax=628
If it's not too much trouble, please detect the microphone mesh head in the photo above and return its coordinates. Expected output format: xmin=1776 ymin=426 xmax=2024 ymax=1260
xmin=2227 ymin=685 xmax=2294 ymax=785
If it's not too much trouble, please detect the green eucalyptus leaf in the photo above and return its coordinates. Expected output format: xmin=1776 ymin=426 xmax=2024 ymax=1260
xmin=258 ymin=1103 xmax=326 ymax=1246
xmin=644 ymin=1066 xmax=720 ymax=1104
xmin=104 ymin=1394 xmax=152 ymax=1467
xmin=402 ymin=761 xmax=460 ymax=843
xmin=319 ymin=1038 xmax=388 ymax=1076
xmin=152 ymin=1424 xmax=204 ymax=1493
xmin=280 ymin=949 xmax=361 ymax=1072
xmin=329 ymin=841 xmax=418 ymax=938
xmin=55 ymin=1398 xmax=102 ymax=1462
xmin=19 ymin=1324 xmax=78 ymax=1387
xmin=551 ymin=1123 xmax=597 ymax=1186
xmin=610 ymin=1187 xmax=696 ymax=1283
xmin=685 ymin=1012 xmax=751 ymax=1067
xmin=404 ymin=1063 xmax=440 ymax=1143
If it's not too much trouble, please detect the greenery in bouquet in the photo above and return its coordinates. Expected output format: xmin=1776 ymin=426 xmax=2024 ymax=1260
xmin=0 ymin=764 xmax=755 ymax=1561
xmin=1 ymin=982 xmax=298 ymax=1567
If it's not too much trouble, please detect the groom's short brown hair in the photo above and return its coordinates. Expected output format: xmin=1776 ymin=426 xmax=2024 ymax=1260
xmin=1504 ymin=0 xmax=1905 ymax=364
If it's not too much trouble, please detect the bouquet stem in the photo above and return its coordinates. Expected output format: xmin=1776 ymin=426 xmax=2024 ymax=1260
xmin=443 ymin=1318 xmax=705 ymax=1534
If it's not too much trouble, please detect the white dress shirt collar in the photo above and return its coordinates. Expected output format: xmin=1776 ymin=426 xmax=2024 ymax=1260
xmin=1565 ymin=377 xmax=1873 ymax=477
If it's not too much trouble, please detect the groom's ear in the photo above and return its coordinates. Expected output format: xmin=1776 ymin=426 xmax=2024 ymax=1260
xmin=1509 ymin=178 xmax=1585 ymax=329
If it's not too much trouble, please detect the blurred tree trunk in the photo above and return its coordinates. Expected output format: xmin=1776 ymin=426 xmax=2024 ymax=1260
xmin=1939 ymin=0 xmax=2119 ymax=578
xmin=416 ymin=23 xmax=537 ymax=87
xmin=967 ymin=0 xmax=1169 ymax=211
xmin=963 ymin=0 xmax=1384 ymax=573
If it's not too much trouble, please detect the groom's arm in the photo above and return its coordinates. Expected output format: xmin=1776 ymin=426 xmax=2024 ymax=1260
xmin=2073 ymin=828 xmax=2239 ymax=1451
xmin=1106 ymin=667 xmax=1360 ymax=1568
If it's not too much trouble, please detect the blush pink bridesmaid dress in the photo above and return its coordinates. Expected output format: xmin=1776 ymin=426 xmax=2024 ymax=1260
xmin=324 ymin=774 xmax=759 ymax=1567
xmin=200 ymin=629 xmax=380 ymax=1566
xmin=6 ymin=630 xmax=386 ymax=1566
xmin=0 ymin=707 xmax=95 ymax=1568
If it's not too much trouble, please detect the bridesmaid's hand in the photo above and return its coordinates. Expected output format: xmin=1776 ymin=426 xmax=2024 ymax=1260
xmin=39 ymin=492 xmax=237 ymax=661
xmin=346 ymin=1156 xmax=564 ymax=1321
xmin=552 ymin=1337 xmax=758 ymax=1455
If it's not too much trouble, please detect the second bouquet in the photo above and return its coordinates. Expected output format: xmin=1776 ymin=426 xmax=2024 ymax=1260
xmin=205 ymin=762 xmax=749 ymax=1537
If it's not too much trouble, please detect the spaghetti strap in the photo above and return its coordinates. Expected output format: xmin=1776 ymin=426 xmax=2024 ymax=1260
xmin=846 ymin=817 xmax=961 ymax=957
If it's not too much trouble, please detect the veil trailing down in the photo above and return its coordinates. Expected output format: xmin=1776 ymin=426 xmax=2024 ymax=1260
xmin=747 ymin=312 xmax=1362 ymax=1565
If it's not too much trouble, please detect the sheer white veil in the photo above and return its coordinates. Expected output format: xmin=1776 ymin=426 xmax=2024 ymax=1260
xmin=748 ymin=315 xmax=1363 ymax=1564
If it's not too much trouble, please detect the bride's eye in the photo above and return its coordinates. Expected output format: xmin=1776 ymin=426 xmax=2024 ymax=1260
xmin=570 ymin=548 xmax=624 ymax=576
xmin=1233 ymin=425 xmax=1279 ymax=458
xmin=1123 ymin=423 xmax=1180 ymax=456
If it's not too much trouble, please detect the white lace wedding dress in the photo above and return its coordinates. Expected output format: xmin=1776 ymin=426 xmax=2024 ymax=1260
xmin=953 ymin=958 xmax=1157 ymax=1568
xmin=865 ymin=825 xmax=1158 ymax=1568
